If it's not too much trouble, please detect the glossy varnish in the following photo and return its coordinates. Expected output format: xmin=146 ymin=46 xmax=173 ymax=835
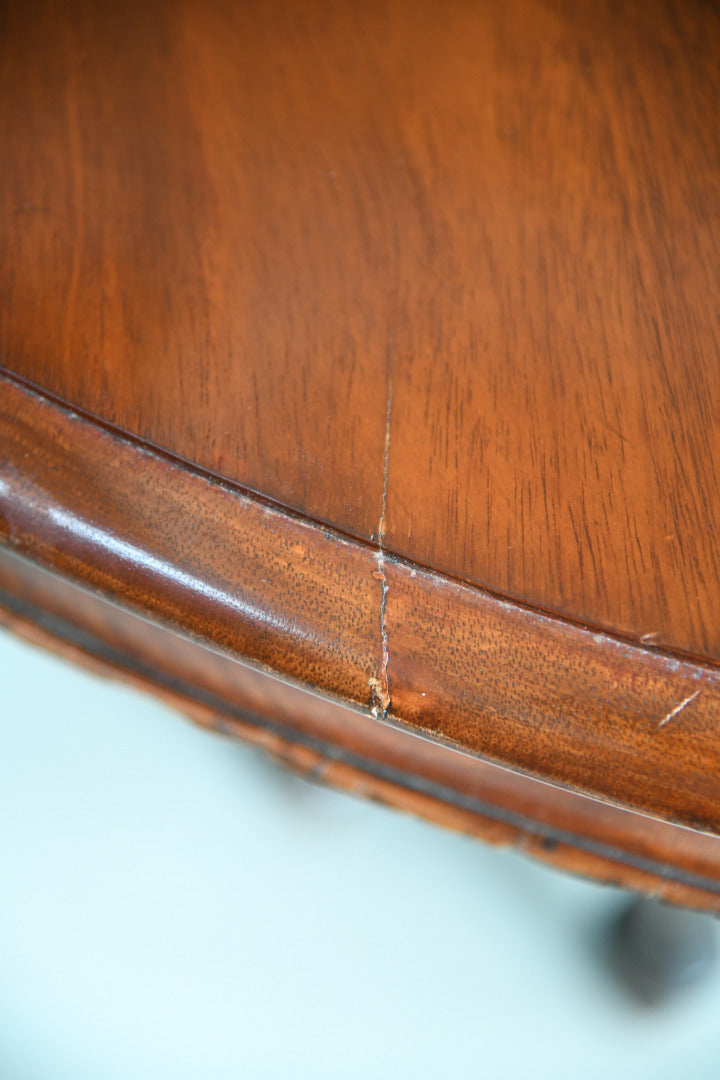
xmin=2 ymin=374 xmax=720 ymax=839
xmin=2 ymin=0 xmax=720 ymax=661
xmin=2 ymin=0 xmax=720 ymax=904
xmin=3 ymin=543 xmax=720 ymax=913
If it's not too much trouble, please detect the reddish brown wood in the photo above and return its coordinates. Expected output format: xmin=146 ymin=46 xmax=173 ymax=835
xmin=3 ymin=544 xmax=720 ymax=913
xmin=2 ymin=0 xmax=720 ymax=661
xmin=2 ymin=374 xmax=720 ymax=840
xmin=2 ymin=0 xmax=720 ymax=903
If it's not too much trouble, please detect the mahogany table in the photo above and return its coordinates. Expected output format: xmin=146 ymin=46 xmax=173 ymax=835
xmin=2 ymin=0 xmax=720 ymax=911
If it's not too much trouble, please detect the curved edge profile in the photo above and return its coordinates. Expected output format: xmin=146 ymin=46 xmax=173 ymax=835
xmin=1 ymin=369 xmax=719 ymax=834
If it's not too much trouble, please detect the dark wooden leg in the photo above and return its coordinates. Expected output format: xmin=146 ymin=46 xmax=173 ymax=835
xmin=609 ymin=896 xmax=717 ymax=1002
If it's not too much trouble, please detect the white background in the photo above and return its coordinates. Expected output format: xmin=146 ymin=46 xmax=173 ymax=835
xmin=1 ymin=626 xmax=719 ymax=1079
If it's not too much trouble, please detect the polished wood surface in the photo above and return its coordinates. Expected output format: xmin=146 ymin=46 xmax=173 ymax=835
xmin=2 ymin=373 xmax=720 ymax=839
xmin=2 ymin=0 xmax=720 ymax=661
xmin=2 ymin=0 xmax=720 ymax=901
xmin=3 ymin=544 xmax=720 ymax=913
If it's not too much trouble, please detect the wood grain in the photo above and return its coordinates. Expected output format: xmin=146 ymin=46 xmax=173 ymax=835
xmin=2 ymin=372 xmax=720 ymax=838
xmin=2 ymin=0 xmax=719 ymax=661
xmin=3 ymin=544 xmax=720 ymax=913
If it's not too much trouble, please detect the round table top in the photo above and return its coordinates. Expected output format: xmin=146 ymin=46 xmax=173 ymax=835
xmin=2 ymin=0 xmax=720 ymax=839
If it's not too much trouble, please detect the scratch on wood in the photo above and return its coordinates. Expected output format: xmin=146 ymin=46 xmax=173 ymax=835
xmin=657 ymin=688 xmax=701 ymax=729
xmin=372 ymin=374 xmax=393 ymax=717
